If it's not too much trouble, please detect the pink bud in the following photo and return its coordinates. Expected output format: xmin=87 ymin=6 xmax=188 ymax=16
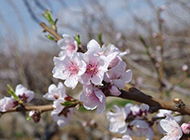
xmin=160 ymin=5 xmax=167 ymax=11
xmin=29 ymin=110 xmax=35 ymax=117
xmin=181 ymin=123 xmax=190 ymax=134
xmin=156 ymin=46 xmax=161 ymax=51
xmin=182 ymin=64 xmax=188 ymax=71
xmin=29 ymin=110 xmax=41 ymax=123
xmin=90 ymin=120 xmax=95 ymax=125
xmin=136 ymin=77 xmax=144 ymax=85
xmin=82 ymin=121 xmax=87 ymax=127
xmin=153 ymin=33 xmax=158 ymax=38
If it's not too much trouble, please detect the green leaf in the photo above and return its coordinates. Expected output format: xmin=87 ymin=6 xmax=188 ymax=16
xmin=61 ymin=101 xmax=74 ymax=106
xmin=26 ymin=115 xmax=32 ymax=121
xmin=97 ymin=33 xmax=103 ymax=46
xmin=46 ymin=34 xmax=56 ymax=40
xmin=139 ymin=35 xmax=149 ymax=49
xmin=43 ymin=10 xmax=53 ymax=23
xmin=42 ymin=10 xmax=57 ymax=30
xmin=7 ymin=84 xmax=19 ymax=100
xmin=54 ymin=19 xmax=58 ymax=25
xmin=74 ymin=33 xmax=81 ymax=46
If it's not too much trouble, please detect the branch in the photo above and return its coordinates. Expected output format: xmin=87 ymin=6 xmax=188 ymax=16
xmin=3 ymin=104 xmax=54 ymax=114
xmin=116 ymin=87 xmax=190 ymax=115
xmin=2 ymin=88 xmax=190 ymax=116
xmin=40 ymin=22 xmax=62 ymax=40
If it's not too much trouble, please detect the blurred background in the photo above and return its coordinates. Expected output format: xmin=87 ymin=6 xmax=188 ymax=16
xmin=0 ymin=0 xmax=190 ymax=139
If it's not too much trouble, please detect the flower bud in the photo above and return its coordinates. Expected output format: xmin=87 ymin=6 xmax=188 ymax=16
xmin=29 ymin=110 xmax=41 ymax=123
xmin=182 ymin=64 xmax=188 ymax=72
xmin=181 ymin=123 xmax=190 ymax=134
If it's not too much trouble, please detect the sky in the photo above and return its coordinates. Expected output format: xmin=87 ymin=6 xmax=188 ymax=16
xmin=0 ymin=0 xmax=187 ymax=52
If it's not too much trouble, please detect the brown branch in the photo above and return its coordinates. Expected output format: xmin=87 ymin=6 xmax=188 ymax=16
xmin=3 ymin=104 xmax=54 ymax=114
xmin=2 ymin=88 xmax=190 ymax=116
xmin=40 ymin=22 xmax=62 ymax=40
xmin=116 ymin=87 xmax=190 ymax=115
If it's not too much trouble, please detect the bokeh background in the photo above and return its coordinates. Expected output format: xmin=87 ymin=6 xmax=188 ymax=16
xmin=0 ymin=0 xmax=190 ymax=139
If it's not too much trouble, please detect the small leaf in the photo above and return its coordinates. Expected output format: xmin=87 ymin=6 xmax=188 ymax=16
xmin=61 ymin=101 xmax=74 ymax=106
xmin=43 ymin=10 xmax=57 ymax=30
xmin=46 ymin=34 xmax=56 ymax=41
xmin=74 ymin=33 xmax=81 ymax=46
xmin=54 ymin=19 xmax=58 ymax=25
xmin=7 ymin=84 xmax=19 ymax=100
xmin=139 ymin=35 xmax=149 ymax=49
xmin=97 ymin=33 xmax=103 ymax=46
xmin=26 ymin=115 xmax=32 ymax=121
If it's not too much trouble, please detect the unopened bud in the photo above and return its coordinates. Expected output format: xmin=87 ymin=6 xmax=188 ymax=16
xmin=136 ymin=77 xmax=144 ymax=85
xmin=182 ymin=64 xmax=188 ymax=72
xmin=161 ymin=36 xmax=166 ymax=41
xmin=82 ymin=121 xmax=87 ymax=127
xmin=29 ymin=110 xmax=41 ymax=123
xmin=153 ymin=33 xmax=158 ymax=38
xmin=173 ymin=98 xmax=185 ymax=108
xmin=155 ymin=62 xmax=160 ymax=68
xmin=160 ymin=5 xmax=167 ymax=11
xmin=181 ymin=123 xmax=190 ymax=134
xmin=90 ymin=120 xmax=95 ymax=125
xmin=156 ymin=46 xmax=161 ymax=51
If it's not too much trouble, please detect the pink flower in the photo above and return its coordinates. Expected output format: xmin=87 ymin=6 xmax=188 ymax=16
xmin=43 ymin=82 xmax=67 ymax=101
xmin=81 ymin=53 xmax=108 ymax=85
xmin=107 ymin=105 xmax=129 ymax=134
xmin=53 ymin=53 xmax=86 ymax=89
xmin=130 ymin=120 xmax=154 ymax=140
xmin=109 ymin=85 xmax=121 ymax=96
xmin=15 ymin=84 xmax=34 ymax=103
xmin=156 ymin=109 xmax=182 ymax=122
xmin=125 ymin=103 xmax=149 ymax=116
xmin=0 ymin=97 xmax=14 ymax=112
xmin=182 ymin=64 xmax=188 ymax=71
xmin=51 ymin=108 xmax=73 ymax=127
xmin=181 ymin=122 xmax=190 ymax=134
xmin=160 ymin=114 xmax=183 ymax=140
xmin=101 ymin=44 xmax=128 ymax=68
xmin=112 ymin=135 xmax=132 ymax=140
xmin=29 ymin=110 xmax=41 ymax=123
xmin=104 ymin=61 xmax=132 ymax=88
xmin=53 ymin=98 xmax=66 ymax=114
xmin=57 ymin=34 xmax=78 ymax=56
xmin=86 ymin=39 xmax=102 ymax=55
xmin=80 ymin=84 xmax=106 ymax=114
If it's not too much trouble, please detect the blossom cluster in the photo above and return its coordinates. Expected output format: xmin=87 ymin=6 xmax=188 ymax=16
xmin=52 ymin=34 xmax=132 ymax=114
xmin=0 ymin=84 xmax=34 ymax=112
xmin=107 ymin=103 xmax=153 ymax=140
xmin=43 ymin=82 xmax=73 ymax=127
xmin=107 ymin=104 xmax=190 ymax=140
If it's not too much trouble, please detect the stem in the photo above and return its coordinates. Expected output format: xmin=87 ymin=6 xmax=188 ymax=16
xmin=40 ymin=22 xmax=62 ymax=40
xmin=4 ymin=104 xmax=54 ymax=113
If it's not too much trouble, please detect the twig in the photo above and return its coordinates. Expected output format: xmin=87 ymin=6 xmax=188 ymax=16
xmin=40 ymin=22 xmax=62 ymax=40
xmin=2 ymin=86 xmax=190 ymax=116
xmin=3 ymin=104 xmax=54 ymax=114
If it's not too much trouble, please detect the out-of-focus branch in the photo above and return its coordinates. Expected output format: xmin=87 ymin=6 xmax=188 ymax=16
xmin=116 ymin=87 xmax=190 ymax=115
xmin=126 ymin=57 xmax=190 ymax=96
xmin=40 ymin=22 xmax=62 ymax=40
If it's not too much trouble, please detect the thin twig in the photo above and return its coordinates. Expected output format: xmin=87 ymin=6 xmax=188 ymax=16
xmin=40 ymin=22 xmax=62 ymax=40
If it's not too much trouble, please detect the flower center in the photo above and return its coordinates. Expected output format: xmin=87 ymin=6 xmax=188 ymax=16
xmin=69 ymin=62 xmax=79 ymax=75
xmin=68 ymin=44 xmax=75 ymax=51
xmin=86 ymin=64 xmax=98 ymax=76
xmin=18 ymin=93 xmax=28 ymax=103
